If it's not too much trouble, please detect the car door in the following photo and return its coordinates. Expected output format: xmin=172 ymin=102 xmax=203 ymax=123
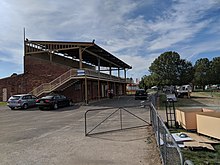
xmin=60 ymin=95 xmax=68 ymax=106
xmin=30 ymin=95 xmax=37 ymax=106
xmin=26 ymin=95 xmax=33 ymax=107
xmin=54 ymin=95 xmax=61 ymax=107
xmin=21 ymin=95 xmax=29 ymax=107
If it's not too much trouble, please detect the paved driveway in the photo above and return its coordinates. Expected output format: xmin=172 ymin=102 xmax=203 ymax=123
xmin=0 ymin=96 xmax=161 ymax=165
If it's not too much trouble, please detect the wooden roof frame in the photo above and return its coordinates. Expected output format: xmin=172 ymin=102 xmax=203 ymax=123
xmin=25 ymin=40 xmax=132 ymax=70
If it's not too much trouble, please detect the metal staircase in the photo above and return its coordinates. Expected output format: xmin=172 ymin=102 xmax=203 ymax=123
xmin=30 ymin=68 xmax=128 ymax=97
xmin=30 ymin=69 xmax=78 ymax=97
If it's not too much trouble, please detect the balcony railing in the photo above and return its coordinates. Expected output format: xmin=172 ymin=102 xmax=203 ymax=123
xmin=30 ymin=68 xmax=128 ymax=97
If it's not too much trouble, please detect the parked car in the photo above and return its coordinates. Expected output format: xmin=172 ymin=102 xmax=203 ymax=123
xmin=7 ymin=94 xmax=37 ymax=110
xmin=135 ymin=89 xmax=148 ymax=100
xmin=36 ymin=94 xmax=73 ymax=110
xmin=176 ymin=85 xmax=192 ymax=98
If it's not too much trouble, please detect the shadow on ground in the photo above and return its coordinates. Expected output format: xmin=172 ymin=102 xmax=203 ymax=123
xmin=87 ymin=126 xmax=154 ymax=142
xmin=89 ymin=96 xmax=148 ymax=108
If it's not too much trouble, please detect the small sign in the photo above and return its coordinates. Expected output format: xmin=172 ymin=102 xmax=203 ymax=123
xmin=77 ymin=70 xmax=85 ymax=76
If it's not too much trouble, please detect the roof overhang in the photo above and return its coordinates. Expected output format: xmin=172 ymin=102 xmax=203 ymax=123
xmin=25 ymin=40 xmax=132 ymax=69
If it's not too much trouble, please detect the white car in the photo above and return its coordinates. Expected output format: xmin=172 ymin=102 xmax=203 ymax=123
xmin=166 ymin=94 xmax=177 ymax=102
xmin=7 ymin=94 xmax=37 ymax=110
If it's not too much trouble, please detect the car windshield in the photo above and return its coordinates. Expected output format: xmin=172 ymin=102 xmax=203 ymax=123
xmin=9 ymin=96 xmax=21 ymax=100
xmin=42 ymin=96 xmax=54 ymax=99
xmin=136 ymin=90 xmax=145 ymax=94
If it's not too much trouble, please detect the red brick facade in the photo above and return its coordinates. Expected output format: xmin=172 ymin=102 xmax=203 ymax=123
xmin=0 ymin=53 xmax=127 ymax=103
xmin=0 ymin=55 xmax=71 ymax=101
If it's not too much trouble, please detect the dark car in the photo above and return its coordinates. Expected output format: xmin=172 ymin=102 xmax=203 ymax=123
xmin=36 ymin=94 xmax=73 ymax=110
xmin=135 ymin=89 xmax=148 ymax=100
xmin=7 ymin=94 xmax=37 ymax=110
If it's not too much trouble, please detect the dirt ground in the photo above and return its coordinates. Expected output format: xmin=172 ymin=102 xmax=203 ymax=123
xmin=0 ymin=96 xmax=162 ymax=165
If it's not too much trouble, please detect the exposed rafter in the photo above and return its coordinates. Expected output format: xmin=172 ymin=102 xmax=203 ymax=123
xmin=25 ymin=40 xmax=132 ymax=69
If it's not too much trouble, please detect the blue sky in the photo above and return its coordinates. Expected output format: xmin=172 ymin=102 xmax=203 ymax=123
xmin=0 ymin=0 xmax=220 ymax=81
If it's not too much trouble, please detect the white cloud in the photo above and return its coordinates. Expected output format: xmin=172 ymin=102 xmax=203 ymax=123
xmin=147 ymin=0 xmax=218 ymax=51
xmin=0 ymin=0 xmax=220 ymax=79
xmin=0 ymin=0 xmax=151 ymax=66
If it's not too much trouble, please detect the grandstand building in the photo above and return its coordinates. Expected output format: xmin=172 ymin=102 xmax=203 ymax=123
xmin=0 ymin=39 xmax=132 ymax=103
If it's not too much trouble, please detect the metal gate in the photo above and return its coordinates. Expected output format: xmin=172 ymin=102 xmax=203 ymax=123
xmin=85 ymin=106 xmax=150 ymax=136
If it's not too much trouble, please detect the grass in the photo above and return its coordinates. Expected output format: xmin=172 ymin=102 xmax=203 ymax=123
xmin=169 ymin=128 xmax=220 ymax=164
xmin=182 ymin=144 xmax=220 ymax=164
xmin=158 ymin=91 xmax=220 ymax=110
xmin=194 ymin=91 xmax=220 ymax=98
xmin=158 ymin=91 xmax=220 ymax=164
xmin=0 ymin=102 xmax=7 ymax=106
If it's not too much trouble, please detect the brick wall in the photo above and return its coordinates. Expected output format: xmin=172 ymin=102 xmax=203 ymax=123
xmin=0 ymin=55 xmax=72 ymax=101
xmin=24 ymin=55 xmax=72 ymax=92
xmin=0 ymin=74 xmax=27 ymax=101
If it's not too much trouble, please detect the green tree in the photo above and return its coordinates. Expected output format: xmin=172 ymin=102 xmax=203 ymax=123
xmin=139 ymin=76 xmax=146 ymax=89
xmin=210 ymin=57 xmax=220 ymax=84
xmin=193 ymin=58 xmax=211 ymax=90
xmin=178 ymin=59 xmax=195 ymax=85
xmin=149 ymin=51 xmax=193 ymax=86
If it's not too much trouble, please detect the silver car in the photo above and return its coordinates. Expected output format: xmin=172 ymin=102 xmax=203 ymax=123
xmin=7 ymin=94 xmax=37 ymax=110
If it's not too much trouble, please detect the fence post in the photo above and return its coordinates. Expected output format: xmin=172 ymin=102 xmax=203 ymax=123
xmin=85 ymin=111 xmax=87 ymax=136
xmin=120 ymin=108 xmax=122 ymax=130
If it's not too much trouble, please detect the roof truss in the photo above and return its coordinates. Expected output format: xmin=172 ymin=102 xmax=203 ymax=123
xmin=25 ymin=40 xmax=132 ymax=69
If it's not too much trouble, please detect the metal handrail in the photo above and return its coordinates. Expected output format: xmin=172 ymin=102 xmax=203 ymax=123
xmin=30 ymin=68 xmax=128 ymax=97
xmin=30 ymin=69 xmax=78 ymax=96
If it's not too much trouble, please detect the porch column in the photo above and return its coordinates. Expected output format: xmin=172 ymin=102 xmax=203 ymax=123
xmin=124 ymin=69 xmax=126 ymax=79
xmin=98 ymin=80 xmax=100 ymax=100
xmin=48 ymin=43 xmax=52 ymax=62
xmin=124 ymin=83 xmax=126 ymax=95
xmin=85 ymin=77 xmax=88 ymax=104
xmin=109 ymin=66 xmax=112 ymax=77
xmin=97 ymin=58 xmax=101 ymax=100
xmin=97 ymin=58 xmax=100 ymax=71
xmin=118 ymin=68 xmax=120 ymax=77
xmin=114 ymin=82 xmax=116 ymax=96
xmin=79 ymin=47 xmax=83 ymax=69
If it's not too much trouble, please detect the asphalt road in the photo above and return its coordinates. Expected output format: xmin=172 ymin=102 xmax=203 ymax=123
xmin=0 ymin=96 xmax=161 ymax=165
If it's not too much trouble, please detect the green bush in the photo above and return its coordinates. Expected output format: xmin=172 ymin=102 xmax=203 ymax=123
xmin=0 ymin=102 xmax=7 ymax=106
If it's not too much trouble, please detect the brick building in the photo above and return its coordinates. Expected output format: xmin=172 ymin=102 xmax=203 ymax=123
xmin=0 ymin=40 xmax=132 ymax=103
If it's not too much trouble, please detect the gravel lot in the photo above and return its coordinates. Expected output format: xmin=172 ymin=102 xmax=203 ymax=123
xmin=0 ymin=96 xmax=161 ymax=165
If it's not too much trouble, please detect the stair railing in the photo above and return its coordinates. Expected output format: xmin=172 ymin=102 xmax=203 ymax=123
xmin=30 ymin=69 xmax=77 ymax=96
xmin=31 ymin=68 xmax=128 ymax=97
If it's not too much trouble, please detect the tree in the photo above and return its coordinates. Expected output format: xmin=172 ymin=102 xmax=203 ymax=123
xmin=139 ymin=76 xmax=146 ymax=89
xmin=210 ymin=57 xmax=220 ymax=84
xmin=178 ymin=59 xmax=195 ymax=85
xmin=149 ymin=51 xmax=194 ymax=86
xmin=193 ymin=58 xmax=211 ymax=90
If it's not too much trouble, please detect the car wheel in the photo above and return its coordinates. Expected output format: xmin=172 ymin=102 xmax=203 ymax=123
xmin=39 ymin=107 xmax=44 ymax=110
xmin=53 ymin=103 xmax=58 ymax=109
xmin=69 ymin=101 xmax=73 ymax=106
xmin=22 ymin=103 xmax=28 ymax=110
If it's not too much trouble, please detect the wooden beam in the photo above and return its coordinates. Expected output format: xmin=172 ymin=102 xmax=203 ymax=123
xmin=56 ymin=47 xmax=80 ymax=51
xmin=98 ymin=79 xmax=100 ymax=100
xmin=124 ymin=69 xmax=126 ymax=79
xmin=84 ymin=49 xmax=121 ymax=68
xmin=85 ymin=77 xmax=88 ymax=104
xmin=79 ymin=47 xmax=83 ymax=69
xmin=109 ymin=66 xmax=112 ymax=77
xmin=118 ymin=68 xmax=120 ymax=77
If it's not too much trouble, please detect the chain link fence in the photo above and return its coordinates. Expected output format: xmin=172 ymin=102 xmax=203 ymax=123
xmin=149 ymin=93 xmax=193 ymax=165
